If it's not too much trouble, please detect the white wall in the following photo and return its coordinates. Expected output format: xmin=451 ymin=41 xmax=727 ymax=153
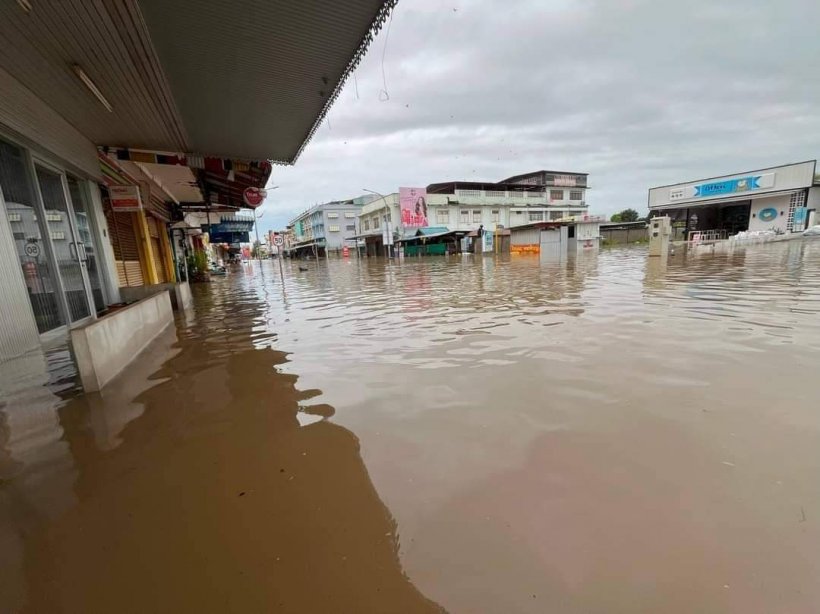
xmin=0 ymin=68 xmax=101 ymax=180
xmin=807 ymin=186 xmax=820 ymax=207
xmin=575 ymin=221 xmax=601 ymax=240
xmin=748 ymin=195 xmax=791 ymax=233
xmin=70 ymin=290 xmax=173 ymax=391
xmin=87 ymin=181 xmax=121 ymax=304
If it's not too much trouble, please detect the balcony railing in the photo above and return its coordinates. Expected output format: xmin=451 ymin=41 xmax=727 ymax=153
xmin=453 ymin=189 xmax=585 ymax=203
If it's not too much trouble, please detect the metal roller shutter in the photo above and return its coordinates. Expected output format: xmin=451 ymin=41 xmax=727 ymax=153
xmin=103 ymin=197 xmax=143 ymax=287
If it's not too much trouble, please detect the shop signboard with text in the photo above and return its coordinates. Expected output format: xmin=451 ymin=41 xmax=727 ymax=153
xmin=400 ymin=187 xmax=428 ymax=227
xmin=109 ymin=185 xmax=143 ymax=211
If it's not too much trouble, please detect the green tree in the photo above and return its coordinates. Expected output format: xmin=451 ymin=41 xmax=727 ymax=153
xmin=611 ymin=208 xmax=640 ymax=223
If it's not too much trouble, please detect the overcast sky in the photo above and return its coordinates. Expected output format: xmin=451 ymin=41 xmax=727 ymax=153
xmin=259 ymin=0 xmax=820 ymax=233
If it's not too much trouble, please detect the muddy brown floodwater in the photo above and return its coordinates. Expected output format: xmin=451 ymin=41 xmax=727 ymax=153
xmin=2 ymin=241 xmax=820 ymax=613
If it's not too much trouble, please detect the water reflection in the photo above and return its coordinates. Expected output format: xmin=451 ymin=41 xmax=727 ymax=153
xmin=251 ymin=242 xmax=820 ymax=613
xmin=2 ymin=241 xmax=820 ymax=613
xmin=0 ymin=282 xmax=441 ymax=613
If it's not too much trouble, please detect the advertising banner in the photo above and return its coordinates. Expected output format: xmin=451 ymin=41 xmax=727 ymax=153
xmin=483 ymin=229 xmax=494 ymax=253
xmin=399 ymin=187 xmax=428 ymax=227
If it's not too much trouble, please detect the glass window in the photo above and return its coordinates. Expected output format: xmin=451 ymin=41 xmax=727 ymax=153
xmin=328 ymin=225 xmax=340 ymax=232
xmin=327 ymin=212 xmax=339 ymax=218
xmin=491 ymin=210 xmax=500 ymax=222
xmin=529 ymin=211 xmax=543 ymax=222
xmin=472 ymin=210 xmax=481 ymax=223
xmin=344 ymin=211 xmax=356 ymax=218
xmin=550 ymin=190 xmax=564 ymax=201
xmin=66 ymin=176 xmax=105 ymax=312
xmin=363 ymin=219 xmax=370 ymax=231
xmin=569 ymin=190 xmax=583 ymax=201
xmin=0 ymin=139 xmax=64 ymax=332
xmin=373 ymin=217 xmax=380 ymax=229
xmin=460 ymin=210 xmax=469 ymax=223
xmin=345 ymin=224 xmax=356 ymax=231
xmin=436 ymin=208 xmax=449 ymax=223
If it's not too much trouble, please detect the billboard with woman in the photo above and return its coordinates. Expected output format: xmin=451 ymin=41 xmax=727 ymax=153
xmin=399 ymin=187 xmax=428 ymax=227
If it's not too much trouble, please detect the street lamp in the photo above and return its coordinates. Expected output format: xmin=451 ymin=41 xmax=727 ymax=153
xmin=362 ymin=188 xmax=394 ymax=258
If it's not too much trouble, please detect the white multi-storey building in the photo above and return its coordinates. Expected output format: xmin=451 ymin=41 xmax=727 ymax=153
xmin=357 ymin=170 xmax=590 ymax=254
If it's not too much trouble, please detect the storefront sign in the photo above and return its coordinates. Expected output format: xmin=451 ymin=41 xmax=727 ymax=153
xmin=694 ymin=173 xmax=774 ymax=198
xmin=209 ymin=231 xmax=250 ymax=244
xmin=243 ymin=187 xmax=267 ymax=207
xmin=511 ymin=244 xmax=540 ymax=254
xmin=109 ymin=185 xmax=143 ymax=211
xmin=400 ymin=187 xmax=428 ymax=227
xmin=382 ymin=225 xmax=394 ymax=247
xmin=208 ymin=221 xmax=254 ymax=233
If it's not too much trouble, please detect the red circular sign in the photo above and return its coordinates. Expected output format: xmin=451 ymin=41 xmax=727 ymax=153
xmin=243 ymin=187 xmax=267 ymax=207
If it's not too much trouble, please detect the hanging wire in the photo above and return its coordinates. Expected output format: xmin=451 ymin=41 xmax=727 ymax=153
xmin=353 ymin=71 xmax=360 ymax=100
xmin=378 ymin=10 xmax=395 ymax=101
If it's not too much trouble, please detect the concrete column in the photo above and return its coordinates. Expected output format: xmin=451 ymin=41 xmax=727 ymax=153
xmin=133 ymin=210 xmax=159 ymax=285
xmin=87 ymin=181 xmax=121 ymax=304
xmin=158 ymin=225 xmax=177 ymax=282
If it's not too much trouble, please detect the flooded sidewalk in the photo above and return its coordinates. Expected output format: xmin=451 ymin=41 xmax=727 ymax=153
xmin=3 ymin=241 xmax=820 ymax=612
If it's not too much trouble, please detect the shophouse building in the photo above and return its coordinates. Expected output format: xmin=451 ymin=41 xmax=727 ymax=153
xmin=0 ymin=0 xmax=398 ymax=376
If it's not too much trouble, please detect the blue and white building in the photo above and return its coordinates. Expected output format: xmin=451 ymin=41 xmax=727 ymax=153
xmin=648 ymin=161 xmax=820 ymax=240
xmin=288 ymin=199 xmax=369 ymax=257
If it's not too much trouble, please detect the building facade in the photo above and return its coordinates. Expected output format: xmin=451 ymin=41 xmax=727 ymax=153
xmin=288 ymin=201 xmax=363 ymax=257
xmin=0 ymin=0 xmax=394 ymax=371
xmin=648 ymin=161 xmax=819 ymax=241
xmin=356 ymin=170 xmax=591 ymax=255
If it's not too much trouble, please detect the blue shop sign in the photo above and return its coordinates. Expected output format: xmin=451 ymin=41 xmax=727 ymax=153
xmin=209 ymin=231 xmax=250 ymax=243
xmin=205 ymin=221 xmax=254 ymax=233
xmin=695 ymin=176 xmax=761 ymax=198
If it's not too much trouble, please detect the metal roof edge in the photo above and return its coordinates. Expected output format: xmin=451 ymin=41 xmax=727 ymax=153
xmin=648 ymin=160 xmax=818 ymax=191
xmin=290 ymin=0 xmax=399 ymax=164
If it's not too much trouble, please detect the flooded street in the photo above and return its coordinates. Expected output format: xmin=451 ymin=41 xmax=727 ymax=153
xmin=3 ymin=241 xmax=820 ymax=613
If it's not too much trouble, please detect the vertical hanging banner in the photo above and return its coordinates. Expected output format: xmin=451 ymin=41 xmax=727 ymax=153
xmin=483 ymin=230 xmax=494 ymax=252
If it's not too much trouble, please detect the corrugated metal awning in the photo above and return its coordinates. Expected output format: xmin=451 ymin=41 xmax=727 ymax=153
xmin=0 ymin=0 xmax=396 ymax=164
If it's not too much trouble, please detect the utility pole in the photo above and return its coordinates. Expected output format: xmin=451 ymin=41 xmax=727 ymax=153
xmin=254 ymin=210 xmax=263 ymax=264
xmin=252 ymin=185 xmax=279 ymax=266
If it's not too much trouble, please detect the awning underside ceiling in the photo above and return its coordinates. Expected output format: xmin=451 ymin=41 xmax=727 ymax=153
xmin=0 ymin=0 xmax=395 ymax=164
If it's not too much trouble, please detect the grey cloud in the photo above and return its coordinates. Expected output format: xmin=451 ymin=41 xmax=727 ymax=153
xmin=260 ymin=0 xmax=820 ymax=232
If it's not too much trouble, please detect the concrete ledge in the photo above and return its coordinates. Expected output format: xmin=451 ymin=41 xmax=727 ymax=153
xmin=120 ymin=281 xmax=192 ymax=311
xmin=173 ymin=281 xmax=192 ymax=311
xmin=70 ymin=291 xmax=173 ymax=392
